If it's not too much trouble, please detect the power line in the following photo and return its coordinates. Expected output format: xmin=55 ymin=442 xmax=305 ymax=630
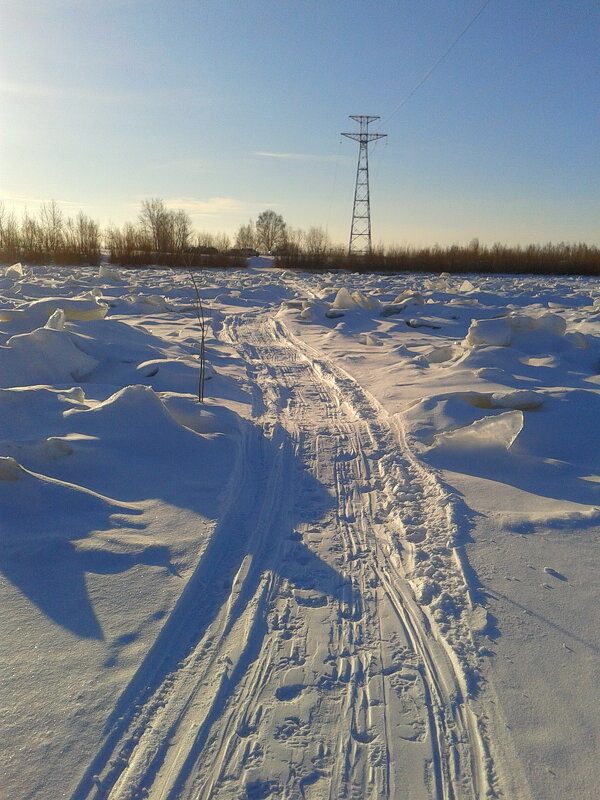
xmin=458 ymin=2 xmax=600 ymax=111
xmin=383 ymin=0 xmax=493 ymax=123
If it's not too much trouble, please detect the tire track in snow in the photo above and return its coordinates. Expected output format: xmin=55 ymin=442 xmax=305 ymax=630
xmin=217 ymin=312 xmax=495 ymax=799
xmin=270 ymin=315 xmax=496 ymax=798
xmin=71 ymin=306 xmax=497 ymax=800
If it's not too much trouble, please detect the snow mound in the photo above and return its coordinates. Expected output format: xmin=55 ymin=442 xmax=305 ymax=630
xmin=490 ymin=390 xmax=543 ymax=410
xmin=0 ymin=386 xmax=87 ymax=440
xmin=19 ymin=296 xmax=109 ymax=323
xmin=1 ymin=328 xmax=99 ymax=387
xmin=126 ymin=293 xmax=171 ymax=310
xmin=65 ymin=384 xmax=176 ymax=432
xmin=424 ymin=344 xmax=464 ymax=364
xmin=161 ymin=393 xmax=241 ymax=436
xmin=465 ymin=311 xmax=572 ymax=349
xmin=0 ymin=457 xmax=130 ymax=553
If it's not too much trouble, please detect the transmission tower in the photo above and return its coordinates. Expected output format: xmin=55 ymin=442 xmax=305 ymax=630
xmin=341 ymin=115 xmax=387 ymax=256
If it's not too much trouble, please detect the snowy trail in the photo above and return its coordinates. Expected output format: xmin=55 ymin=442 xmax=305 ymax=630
xmin=71 ymin=306 xmax=495 ymax=800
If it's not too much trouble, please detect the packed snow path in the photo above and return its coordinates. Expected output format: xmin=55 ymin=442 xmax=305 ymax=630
xmin=73 ymin=308 xmax=494 ymax=800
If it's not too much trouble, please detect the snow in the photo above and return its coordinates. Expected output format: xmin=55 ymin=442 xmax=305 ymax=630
xmin=1 ymin=260 xmax=598 ymax=800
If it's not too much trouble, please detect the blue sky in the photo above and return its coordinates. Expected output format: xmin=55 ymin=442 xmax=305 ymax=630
xmin=1 ymin=0 xmax=598 ymax=247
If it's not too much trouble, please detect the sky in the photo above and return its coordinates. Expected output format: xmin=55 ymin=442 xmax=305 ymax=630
xmin=1 ymin=0 xmax=599 ymax=248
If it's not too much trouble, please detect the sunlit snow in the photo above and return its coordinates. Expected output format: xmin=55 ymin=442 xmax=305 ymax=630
xmin=1 ymin=259 xmax=598 ymax=800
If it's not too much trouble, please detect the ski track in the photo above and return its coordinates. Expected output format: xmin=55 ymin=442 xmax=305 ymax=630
xmin=70 ymin=301 xmax=498 ymax=800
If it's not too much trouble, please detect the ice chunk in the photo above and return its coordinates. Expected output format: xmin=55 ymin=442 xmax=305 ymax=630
xmin=459 ymin=279 xmax=476 ymax=293
xmin=392 ymin=291 xmax=425 ymax=305
xmin=351 ymin=291 xmax=372 ymax=309
xmin=128 ymin=294 xmax=171 ymax=310
xmin=506 ymin=314 xmax=536 ymax=333
xmin=359 ymin=333 xmax=382 ymax=346
xmin=80 ymin=288 xmax=103 ymax=300
xmin=98 ymin=264 xmax=122 ymax=282
xmin=5 ymin=262 xmax=24 ymax=278
xmin=465 ymin=318 xmax=512 ymax=347
xmin=45 ymin=308 xmax=66 ymax=330
xmin=380 ymin=304 xmax=404 ymax=317
xmin=424 ymin=277 xmax=449 ymax=291
xmin=434 ymin=410 xmax=524 ymax=450
xmin=331 ymin=288 xmax=358 ymax=309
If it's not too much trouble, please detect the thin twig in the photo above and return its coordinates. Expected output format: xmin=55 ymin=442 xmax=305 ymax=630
xmin=188 ymin=268 xmax=206 ymax=404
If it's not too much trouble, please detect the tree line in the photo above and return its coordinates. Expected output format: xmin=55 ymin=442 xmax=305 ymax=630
xmin=0 ymin=199 xmax=292 ymax=267
xmin=0 ymin=201 xmax=101 ymax=265
xmin=1 ymin=199 xmax=597 ymax=274
xmin=275 ymin=240 xmax=599 ymax=276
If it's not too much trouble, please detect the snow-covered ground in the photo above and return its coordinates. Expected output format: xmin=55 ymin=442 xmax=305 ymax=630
xmin=1 ymin=259 xmax=598 ymax=800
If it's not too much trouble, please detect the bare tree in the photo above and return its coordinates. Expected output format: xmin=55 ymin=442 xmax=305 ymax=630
xmin=234 ymin=220 xmax=256 ymax=249
xmin=196 ymin=230 xmax=216 ymax=249
xmin=303 ymin=226 xmax=330 ymax=258
xmin=284 ymin=226 xmax=304 ymax=255
xmin=0 ymin=202 xmax=20 ymax=261
xmin=139 ymin=198 xmax=171 ymax=253
xmin=21 ymin=209 xmax=41 ymax=262
xmin=170 ymin=208 xmax=192 ymax=254
xmin=212 ymin=232 xmax=231 ymax=252
xmin=255 ymin=209 xmax=286 ymax=252
xmin=39 ymin=200 xmax=64 ymax=258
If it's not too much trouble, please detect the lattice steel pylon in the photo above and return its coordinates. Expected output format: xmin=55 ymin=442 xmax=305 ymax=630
xmin=341 ymin=115 xmax=387 ymax=256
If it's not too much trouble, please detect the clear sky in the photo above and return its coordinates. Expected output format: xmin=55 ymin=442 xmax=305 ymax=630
xmin=1 ymin=0 xmax=598 ymax=247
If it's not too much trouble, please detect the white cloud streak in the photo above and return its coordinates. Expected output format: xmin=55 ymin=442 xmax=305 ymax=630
xmin=254 ymin=151 xmax=345 ymax=163
xmin=0 ymin=193 xmax=82 ymax=209
xmin=163 ymin=197 xmax=276 ymax=217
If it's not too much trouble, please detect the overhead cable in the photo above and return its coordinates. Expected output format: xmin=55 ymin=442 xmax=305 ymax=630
xmin=383 ymin=0 xmax=493 ymax=123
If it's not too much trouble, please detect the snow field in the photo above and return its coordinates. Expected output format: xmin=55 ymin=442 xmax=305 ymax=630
xmin=1 ymin=259 xmax=598 ymax=800
xmin=279 ymin=266 xmax=600 ymax=800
